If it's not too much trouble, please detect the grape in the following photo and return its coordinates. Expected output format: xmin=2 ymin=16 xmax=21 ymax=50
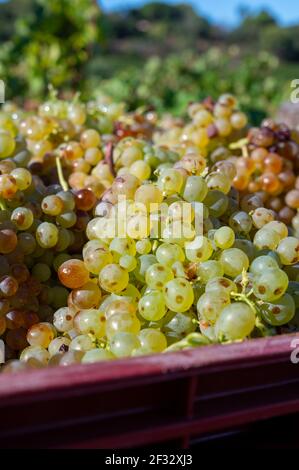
xmin=259 ymin=294 xmax=295 ymax=326
xmin=48 ymin=337 xmax=71 ymax=357
xmin=277 ymin=237 xmax=299 ymax=265
xmin=156 ymin=243 xmax=184 ymax=266
xmin=250 ymin=255 xmax=279 ymax=275
xmin=11 ymin=168 xmax=32 ymax=190
xmin=99 ymin=263 xmax=129 ymax=293
xmin=203 ymin=190 xmax=228 ymax=217
xmin=0 ymin=130 xmax=16 ymax=158
xmin=58 ymin=259 xmax=89 ymax=289
xmin=197 ymin=260 xmax=224 ymax=283
xmin=110 ymin=332 xmax=140 ymax=357
xmin=138 ymin=291 xmax=166 ymax=321
xmin=32 ymin=263 xmax=51 ymax=282
xmin=219 ymin=248 xmax=249 ymax=277
xmin=42 ymin=195 xmax=64 ymax=216
xmin=74 ymin=309 xmax=106 ymax=339
xmin=157 ymin=168 xmax=184 ymax=196
xmin=197 ymin=291 xmax=230 ymax=324
xmin=145 ymin=263 xmax=174 ymax=290
xmin=27 ymin=322 xmax=56 ymax=348
xmin=229 ymin=211 xmax=252 ymax=234
xmin=106 ymin=312 xmax=140 ymax=339
xmin=71 ymin=282 xmax=101 ymax=309
xmin=215 ymin=302 xmax=256 ymax=340
xmin=164 ymin=278 xmax=194 ymax=312
xmin=36 ymin=222 xmax=59 ymax=248
xmin=0 ymin=229 xmax=18 ymax=254
xmin=205 ymin=277 xmax=237 ymax=295
xmin=214 ymin=226 xmax=235 ymax=249
xmin=69 ymin=334 xmax=94 ymax=352
xmin=185 ymin=236 xmax=213 ymax=262
xmin=82 ymin=348 xmax=115 ymax=363
xmin=182 ymin=176 xmax=208 ymax=202
xmin=138 ymin=328 xmax=167 ymax=353
xmin=252 ymin=208 xmax=274 ymax=229
xmin=20 ymin=345 xmax=50 ymax=366
xmin=253 ymin=268 xmax=289 ymax=301
xmin=253 ymin=228 xmax=280 ymax=250
xmin=53 ymin=307 xmax=75 ymax=332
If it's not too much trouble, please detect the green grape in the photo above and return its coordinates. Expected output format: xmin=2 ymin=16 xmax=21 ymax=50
xmin=83 ymin=242 xmax=113 ymax=275
xmin=138 ymin=328 xmax=167 ymax=353
xmin=205 ymin=276 xmax=237 ymax=296
xmin=13 ymin=150 xmax=31 ymax=168
xmin=197 ymin=291 xmax=230 ymax=324
xmin=53 ymin=307 xmax=75 ymax=332
xmin=157 ymin=168 xmax=184 ymax=196
xmin=287 ymin=281 xmax=299 ymax=308
xmin=82 ymin=348 xmax=115 ymax=363
xmin=106 ymin=312 xmax=141 ymax=339
xmin=136 ymin=239 xmax=152 ymax=254
xmin=138 ymin=291 xmax=166 ymax=321
xmin=249 ymin=255 xmax=279 ymax=276
xmin=42 ymin=195 xmax=64 ymax=216
xmin=214 ymin=226 xmax=235 ymax=249
xmin=49 ymin=286 xmax=69 ymax=309
xmin=48 ymin=337 xmax=71 ymax=357
xmin=162 ymin=310 xmax=197 ymax=338
xmin=252 ymin=208 xmax=274 ymax=229
xmin=259 ymin=294 xmax=295 ymax=326
xmin=56 ymin=211 xmax=77 ymax=228
xmin=206 ymin=172 xmax=231 ymax=194
xmin=109 ymin=237 xmax=136 ymax=261
xmin=156 ymin=243 xmax=184 ymax=267
xmin=215 ymin=302 xmax=256 ymax=340
xmin=164 ymin=278 xmax=194 ymax=312
xmin=0 ymin=130 xmax=15 ymax=158
xmin=11 ymin=207 xmax=34 ymax=230
xmin=229 ymin=211 xmax=252 ymax=234
xmin=277 ymin=237 xmax=299 ymax=265
xmin=253 ymin=228 xmax=280 ymax=250
xmin=99 ymin=263 xmax=129 ymax=293
xmin=110 ymin=332 xmax=140 ymax=357
xmin=18 ymin=233 xmax=36 ymax=254
xmin=57 ymin=190 xmax=75 ymax=211
xmin=263 ymin=221 xmax=288 ymax=240
xmin=233 ymin=239 xmax=256 ymax=262
xmin=145 ymin=263 xmax=174 ymax=290
xmin=55 ymin=228 xmax=72 ymax=252
xmin=219 ymin=248 xmax=249 ymax=277
xmin=185 ymin=236 xmax=213 ymax=262
xmin=11 ymin=168 xmax=32 ymax=190
xmin=119 ymin=254 xmax=137 ymax=272
xmin=69 ymin=334 xmax=94 ymax=352
xmin=32 ymin=263 xmax=51 ymax=282
xmin=197 ymin=260 xmax=224 ymax=283
xmin=74 ymin=309 xmax=106 ymax=339
xmin=203 ymin=190 xmax=228 ymax=217
xmin=36 ymin=222 xmax=58 ymax=248
xmin=253 ymin=268 xmax=289 ymax=301
xmin=20 ymin=345 xmax=49 ymax=366
xmin=53 ymin=253 xmax=72 ymax=271
xmin=182 ymin=176 xmax=208 ymax=202
xmin=133 ymin=254 xmax=157 ymax=282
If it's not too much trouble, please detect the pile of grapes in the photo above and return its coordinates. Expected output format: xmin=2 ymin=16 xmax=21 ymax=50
xmin=0 ymin=93 xmax=299 ymax=373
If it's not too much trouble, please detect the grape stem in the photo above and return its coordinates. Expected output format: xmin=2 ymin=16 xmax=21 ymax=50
xmin=105 ymin=142 xmax=116 ymax=177
xmin=231 ymin=290 xmax=257 ymax=314
xmin=0 ymin=198 xmax=6 ymax=211
xmin=55 ymin=156 xmax=69 ymax=192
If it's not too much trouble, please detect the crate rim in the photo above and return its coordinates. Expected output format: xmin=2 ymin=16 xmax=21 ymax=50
xmin=0 ymin=332 xmax=298 ymax=404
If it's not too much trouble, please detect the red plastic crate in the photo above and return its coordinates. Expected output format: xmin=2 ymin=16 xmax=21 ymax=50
xmin=0 ymin=332 xmax=299 ymax=448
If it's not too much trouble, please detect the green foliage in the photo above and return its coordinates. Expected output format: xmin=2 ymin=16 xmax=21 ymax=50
xmin=0 ymin=0 xmax=101 ymax=98
xmin=261 ymin=25 xmax=299 ymax=61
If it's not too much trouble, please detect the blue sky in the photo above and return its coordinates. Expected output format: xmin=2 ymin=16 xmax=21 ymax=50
xmin=100 ymin=0 xmax=299 ymax=26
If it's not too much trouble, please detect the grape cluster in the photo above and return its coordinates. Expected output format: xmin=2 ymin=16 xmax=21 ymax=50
xmin=0 ymin=93 xmax=299 ymax=373
xmin=230 ymin=119 xmax=299 ymax=228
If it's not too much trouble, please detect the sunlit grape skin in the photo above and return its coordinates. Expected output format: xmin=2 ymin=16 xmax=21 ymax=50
xmin=58 ymin=259 xmax=90 ymax=289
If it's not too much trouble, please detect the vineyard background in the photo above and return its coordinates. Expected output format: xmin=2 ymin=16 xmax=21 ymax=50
xmin=0 ymin=0 xmax=299 ymax=124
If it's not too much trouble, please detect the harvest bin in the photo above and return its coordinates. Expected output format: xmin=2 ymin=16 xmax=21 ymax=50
xmin=1 ymin=333 xmax=299 ymax=448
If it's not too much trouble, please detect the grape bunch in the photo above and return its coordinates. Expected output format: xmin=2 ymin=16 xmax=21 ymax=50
xmin=0 ymin=93 xmax=299 ymax=373
xmin=230 ymin=119 xmax=299 ymax=228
